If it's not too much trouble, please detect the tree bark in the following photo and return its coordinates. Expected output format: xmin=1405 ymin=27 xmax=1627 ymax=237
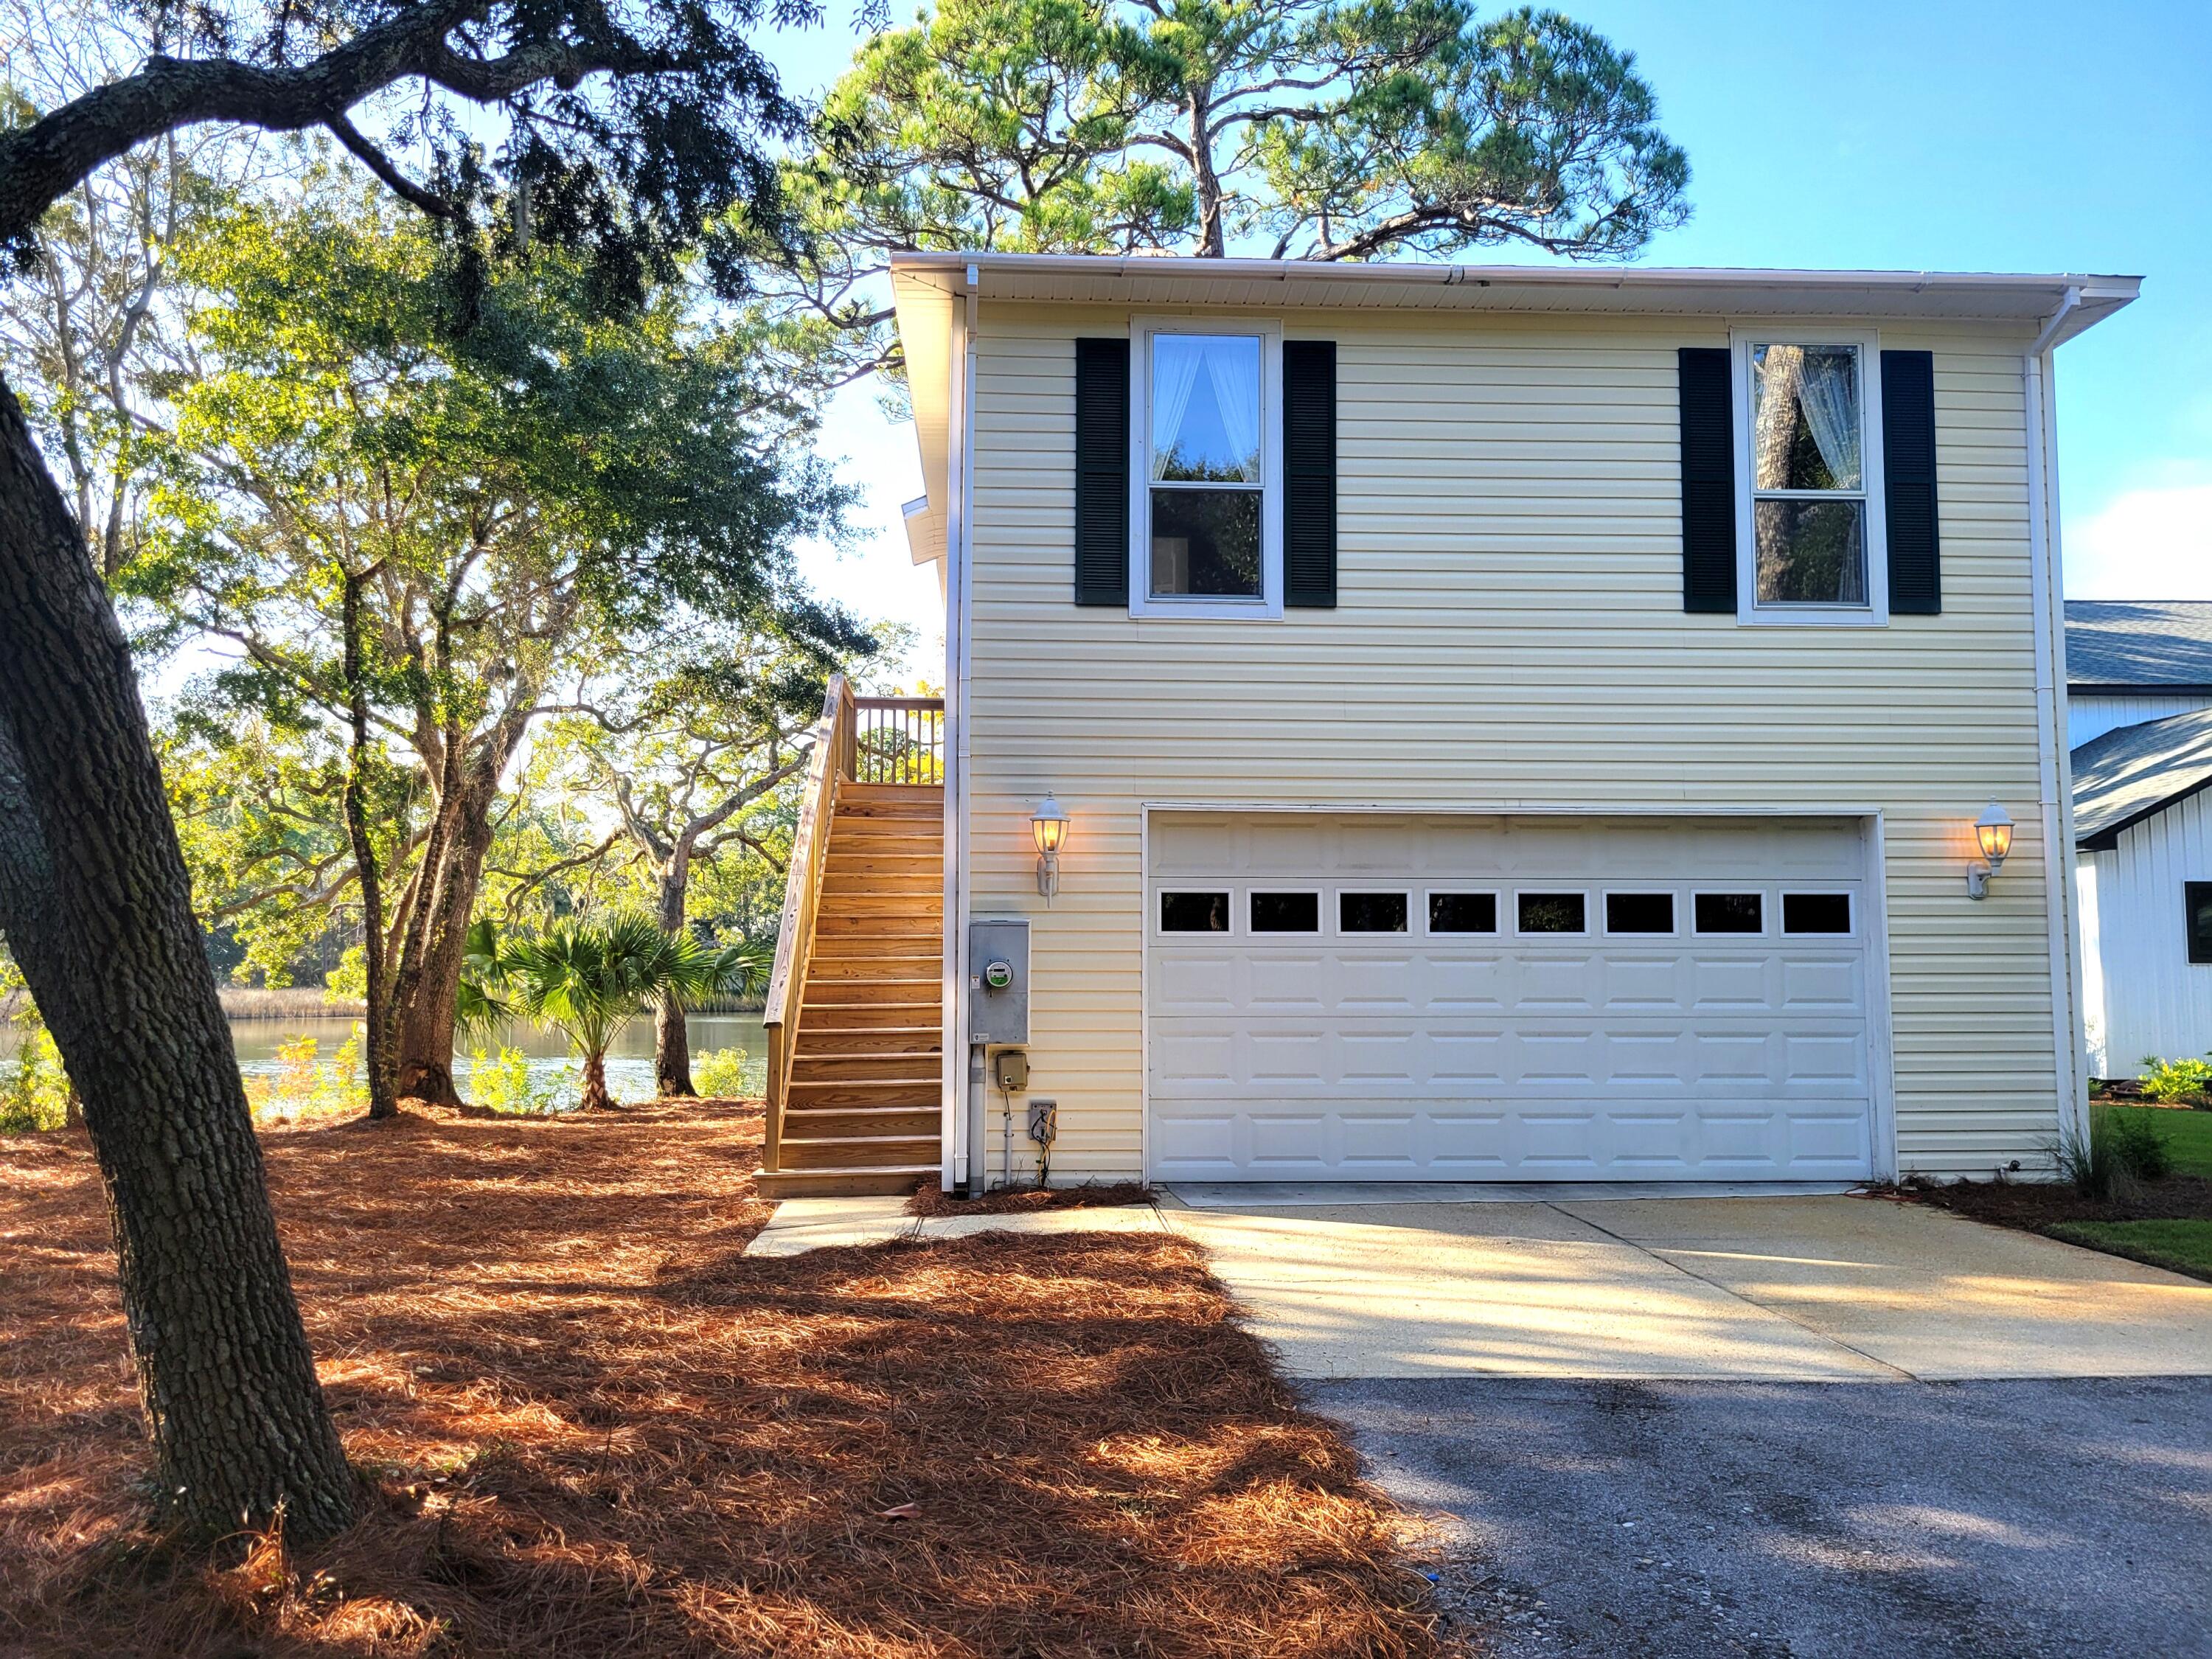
xmin=653 ymin=858 xmax=693 ymax=1098
xmin=392 ymin=776 xmax=495 ymax=1106
xmin=0 ymin=374 xmax=355 ymax=1543
xmin=579 ymin=1048 xmax=613 ymax=1111
xmin=338 ymin=568 xmax=399 ymax=1119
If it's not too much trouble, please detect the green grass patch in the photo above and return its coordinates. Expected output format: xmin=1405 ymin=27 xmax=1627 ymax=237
xmin=2048 ymin=1219 xmax=2212 ymax=1281
xmin=2099 ymin=1105 xmax=2212 ymax=1178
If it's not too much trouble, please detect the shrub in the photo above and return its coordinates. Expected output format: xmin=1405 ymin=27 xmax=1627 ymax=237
xmin=467 ymin=1046 xmax=563 ymax=1116
xmin=246 ymin=1032 xmax=364 ymax=1122
xmin=2139 ymin=1054 xmax=2212 ymax=1105
xmin=0 ymin=1029 xmax=71 ymax=1133
xmin=692 ymin=1047 xmax=754 ymax=1099
xmin=2053 ymin=1104 xmax=2173 ymax=1197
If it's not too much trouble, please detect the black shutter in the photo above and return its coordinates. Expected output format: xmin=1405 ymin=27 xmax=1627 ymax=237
xmin=1074 ymin=337 xmax=1130 ymax=605
xmin=1881 ymin=349 xmax=1941 ymax=615
xmin=1677 ymin=347 xmax=1736 ymax=613
xmin=1283 ymin=339 xmax=1337 ymax=608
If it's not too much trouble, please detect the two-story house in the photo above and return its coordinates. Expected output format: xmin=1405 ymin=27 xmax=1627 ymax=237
xmin=756 ymin=255 xmax=2138 ymax=1197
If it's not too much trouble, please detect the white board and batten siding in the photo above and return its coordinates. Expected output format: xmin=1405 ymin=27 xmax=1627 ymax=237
xmin=2079 ymin=786 xmax=2212 ymax=1078
xmin=2069 ymin=691 xmax=2212 ymax=750
xmin=961 ymin=302 xmax=2070 ymax=1183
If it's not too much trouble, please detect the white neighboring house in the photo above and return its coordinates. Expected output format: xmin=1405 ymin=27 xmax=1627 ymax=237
xmin=756 ymin=256 xmax=2144 ymax=1197
xmin=2067 ymin=601 xmax=2212 ymax=1078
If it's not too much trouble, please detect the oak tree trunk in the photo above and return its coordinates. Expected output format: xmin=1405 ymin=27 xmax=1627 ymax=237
xmin=338 ymin=568 xmax=399 ymax=1119
xmin=393 ymin=785 xmax=495 ymax=1106
xmin=653 ymin=863 xmax=692 ymax=1097
xmin=0 ymin=374 xmax=356 ymax=1543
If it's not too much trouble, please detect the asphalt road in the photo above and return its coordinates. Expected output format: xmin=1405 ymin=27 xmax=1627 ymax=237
xmin=1312 ymin=1375 xmax=2212 ymax=1659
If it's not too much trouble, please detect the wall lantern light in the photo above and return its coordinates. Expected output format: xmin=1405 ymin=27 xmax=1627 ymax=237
xmin=1966 ymin=801 xmax=2013 ymax=900
xmin=1031 ymin=796 xmax=1070 ymax=900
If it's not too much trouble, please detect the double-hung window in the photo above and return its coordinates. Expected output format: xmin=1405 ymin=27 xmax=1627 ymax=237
xmin=1130 ymin=320 xmax=1283 ymax=616
xmin=1732 ymin=332 xmax=1888 ymax=625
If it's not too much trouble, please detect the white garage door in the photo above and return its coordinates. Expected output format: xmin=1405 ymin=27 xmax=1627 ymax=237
xmin=1147 ymin=813 xmax=1878 ymax=1183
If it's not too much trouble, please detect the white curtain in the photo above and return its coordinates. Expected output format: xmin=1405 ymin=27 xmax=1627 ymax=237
xmin=1152 ymin=335 xmax=1260 ymax=481
xmin=1150 ymin=337 xmax=1206 ymax=480
xmin=1794 ymin=348 xmax=1863 ymax=491
xmin=1203 ymin=339 xmax=1261 ymax=481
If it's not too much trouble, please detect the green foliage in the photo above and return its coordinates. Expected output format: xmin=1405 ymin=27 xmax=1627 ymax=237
xmin=2053 ymin=1104 xmax=2174 ymax=1198
xmin=128 ymin=181 xmax=866 ymax=990
xmin=465 ymin=1046 xmax=565 ymax=1116
xmin=0 ymin=955 xmax=70 ymax=1133
xmin=755 ymin=0 xmax=1689 ymax=385
xmin=493 ymin=914 xmax=758 ymax=1103
xmin=0 ymin=1029 xmax=71 ymax=1133
xmin=691 ymin=1047 xmax=757 ymax=1099
xmin=2139 ymin=1054 xmax=2212 ymax=1105
xmin=242 ymin=1033 xmax=364 ymax=1123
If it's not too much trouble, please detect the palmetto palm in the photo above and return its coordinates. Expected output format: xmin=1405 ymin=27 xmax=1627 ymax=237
xmin=498 ymin=914 xmax=757 ymax=1111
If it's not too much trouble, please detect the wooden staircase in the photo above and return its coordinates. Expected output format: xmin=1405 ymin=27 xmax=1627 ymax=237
xmin=759 ymin=684 xmax=945 ymax=1199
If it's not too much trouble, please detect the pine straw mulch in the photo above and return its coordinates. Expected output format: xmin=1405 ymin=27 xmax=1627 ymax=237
xmin=908 ymin=1180 xmax=1155 ymax=1217
xmin=0 ymin=1099 xmax=1458 ymax=1659
xmin=1895 ymin=1172 xmax=2212 ymax=1231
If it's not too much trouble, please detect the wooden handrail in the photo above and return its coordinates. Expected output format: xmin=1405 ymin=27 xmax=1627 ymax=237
xmin=761 ymin=675 xmax=855 ymax=1173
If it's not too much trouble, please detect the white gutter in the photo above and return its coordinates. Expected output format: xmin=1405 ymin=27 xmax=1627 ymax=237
xmin=892 ymin=250 xmax=2140 ymax=322
xmin=2023 ymin=284 xmax=2090 ymax=1151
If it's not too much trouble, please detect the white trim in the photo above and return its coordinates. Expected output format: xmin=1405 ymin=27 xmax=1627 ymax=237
xmin=940 ymin=283 xmax=977 ymax=1192
xmin=1137 ymin=803 xmax=1903 ymax=1183
xmin=1127 ymin=316 xmax=1285 ymax=619
xmin=1729 ymin=328 xmax=1891 ymax=627
xmin=1865 ymin=813 xmax=1900 ymax=1182
xmin=2025 ymin=297 xmax=2093 ymax=1150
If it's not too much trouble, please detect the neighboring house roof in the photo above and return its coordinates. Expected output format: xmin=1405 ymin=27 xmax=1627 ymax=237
xmin=2073 ymin=706 xmax=2212 ymax=849
xmin=2066 ymin=599 xmax=2212 ymax=691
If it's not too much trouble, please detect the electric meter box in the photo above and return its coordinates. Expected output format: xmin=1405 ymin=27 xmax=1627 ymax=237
xmin=967 ymin=918 xmax=1030 ymax=1045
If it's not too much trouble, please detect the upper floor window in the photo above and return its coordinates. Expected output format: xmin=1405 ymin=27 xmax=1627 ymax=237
xmin=1733 ymin=332 xmax=1888 ymax=626
xmin=1132 ymin=321 xmax=1283 ymax=617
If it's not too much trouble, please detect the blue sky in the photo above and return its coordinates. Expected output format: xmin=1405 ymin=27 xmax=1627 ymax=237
xmin=762 ymin=0 xmax=2212 ymax=662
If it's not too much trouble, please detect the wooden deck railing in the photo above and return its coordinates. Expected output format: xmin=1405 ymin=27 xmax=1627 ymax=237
xmin=759 ymin=679 xmax=945 ymax=1173
xmin=851 ymin=695 xmax=945 ymax=785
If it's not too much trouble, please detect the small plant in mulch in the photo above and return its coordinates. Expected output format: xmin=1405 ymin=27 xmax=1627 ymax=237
xmin=909 ymin=1179 xmax=1155 ymax=1217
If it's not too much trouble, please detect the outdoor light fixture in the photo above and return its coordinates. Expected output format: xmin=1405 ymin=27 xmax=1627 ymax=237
xmin=1031 ymin=796 xmax=1070 ymax=900
xmin=1966 ymin=801 xmax=2013 ymax=900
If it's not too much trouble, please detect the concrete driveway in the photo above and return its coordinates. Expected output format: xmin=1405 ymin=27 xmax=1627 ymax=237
xmin=1158 ymin=1192 xmax=2212 ymax=1657
xmin=1161 ymin=1192 xmax=2212 ymax=1381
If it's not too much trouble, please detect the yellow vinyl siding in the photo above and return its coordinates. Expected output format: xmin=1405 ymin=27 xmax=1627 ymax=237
xmin=962 ymin=303 xmax=2062 ymax=1180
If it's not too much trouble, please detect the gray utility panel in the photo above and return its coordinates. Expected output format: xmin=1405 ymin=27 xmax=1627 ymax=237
xmin=967 ymin=917 xmax=1030 ymax=1045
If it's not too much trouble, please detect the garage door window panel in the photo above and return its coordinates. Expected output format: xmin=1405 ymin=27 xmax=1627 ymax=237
xmin=1605 ymin=892 xmax=1676 ymax=934
xmin=1428 ymin=891 xmax=1500 ymax=933
xmin=1340 ymin=892 xmax=1409 ymax=933
xmin=1517 ymin=892 xmax=1587 ymax=934
xmin=1161 ymin=891 xmax=1231 ymax=933
xmin=1783 ymin=892 xmax=1854 ymax=934
xmin=1251 ymin=891 xmax=1321 ymax=933
xmin=1695 ymin=892 xmax=1765 ymax=934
